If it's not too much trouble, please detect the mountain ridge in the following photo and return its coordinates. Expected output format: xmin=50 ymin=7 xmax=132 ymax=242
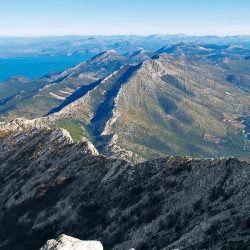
xmin=38 ymin=51 xmax=250 ymax=161
xmin=1 ymin=43 xmax=250 ymax=161
xmin=0 ymin=123 xmax=250 ymax=250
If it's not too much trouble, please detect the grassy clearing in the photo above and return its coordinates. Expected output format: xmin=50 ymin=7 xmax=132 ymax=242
xmin=52 ymin=119 xmax=92 ymax=142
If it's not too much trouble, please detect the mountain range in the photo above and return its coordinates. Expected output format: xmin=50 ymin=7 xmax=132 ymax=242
xmin=0 ymin=43 xmax=250 ymax=162
xmin=1 ymin=35 xmax=250 ymax=58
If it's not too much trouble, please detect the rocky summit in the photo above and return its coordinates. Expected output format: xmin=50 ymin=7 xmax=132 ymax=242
xmin=0 ymin=121 xmax=250 ymax=250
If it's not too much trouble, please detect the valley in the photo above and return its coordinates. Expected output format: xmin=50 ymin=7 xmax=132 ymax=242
xmin=0 ymin=40 xmax=250 ymax=162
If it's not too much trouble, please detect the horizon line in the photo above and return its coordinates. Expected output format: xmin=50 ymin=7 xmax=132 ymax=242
xmin=1 ymin=33 xmax=250 ymax=38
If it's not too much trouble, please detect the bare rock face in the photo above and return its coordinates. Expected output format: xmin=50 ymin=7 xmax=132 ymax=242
xmin=97 ymin=134 xmax=143 ymax=163
xmin=0 ymin=117 xmax=73 ymax=148
xmin=0 ymin=118 xmax=47 ymax=136
xmin=40 ymin=234 xmax=103 ymax=250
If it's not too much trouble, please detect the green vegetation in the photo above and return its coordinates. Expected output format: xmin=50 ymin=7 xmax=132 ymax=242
xmin=52 ymin=119 xmax=92 ymax=142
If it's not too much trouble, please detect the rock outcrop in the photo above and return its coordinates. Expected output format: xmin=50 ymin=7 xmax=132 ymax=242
xmin=40 ymin=234 xmax=103 ymax=250
xmin=0 ymin=124 xmax=250 ymax=250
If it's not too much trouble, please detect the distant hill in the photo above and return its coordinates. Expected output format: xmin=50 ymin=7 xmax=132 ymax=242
xmin=1 ymin=35 xmax=250 ymax=58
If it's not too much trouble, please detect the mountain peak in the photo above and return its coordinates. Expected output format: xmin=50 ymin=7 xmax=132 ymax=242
xmin=106 ymin=49 xmax=117 ymax=54
xmin=91 ymin=49 xmax=119 ymax=60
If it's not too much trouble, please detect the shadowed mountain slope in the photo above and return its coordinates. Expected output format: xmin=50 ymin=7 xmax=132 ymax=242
xmin=0 ymin=122 xmax=250 ymax=250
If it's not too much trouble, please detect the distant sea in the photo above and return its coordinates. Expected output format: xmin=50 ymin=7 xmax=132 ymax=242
xmin=0 ymin=54 xmax=93 ymax=82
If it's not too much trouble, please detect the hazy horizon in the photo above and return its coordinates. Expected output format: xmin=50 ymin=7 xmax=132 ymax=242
xmin=1 ymin=33 xmax=250 ymax=38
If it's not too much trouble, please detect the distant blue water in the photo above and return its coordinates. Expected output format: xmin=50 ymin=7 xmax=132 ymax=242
xmin=0 ymin=54 xmax=93 ymax=82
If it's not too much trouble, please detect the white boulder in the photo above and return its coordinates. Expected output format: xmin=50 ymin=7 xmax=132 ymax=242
xmin=40 ymin=234 xmax=103 ymax=250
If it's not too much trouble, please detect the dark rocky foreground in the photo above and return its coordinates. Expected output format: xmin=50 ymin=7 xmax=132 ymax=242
xmin=0 ymin=124 xmax=250 ymax=250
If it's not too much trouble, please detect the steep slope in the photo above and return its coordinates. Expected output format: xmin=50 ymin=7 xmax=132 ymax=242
xmin=37 ymin=63 xmax=143 ymax=161
xmin=0 ymin=124 xmax=250 ymax=250
xmin=42 ymin=52 xmax=250 ymax=160
xmin=0 ymin=50 xmax=125 ymax=121
xmin=102 ymin=54 xmax=250 ymax=159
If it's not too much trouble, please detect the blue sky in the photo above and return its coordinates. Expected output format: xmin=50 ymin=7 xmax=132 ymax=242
xmin=0 ymin=0 xmax=249 ymax=36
